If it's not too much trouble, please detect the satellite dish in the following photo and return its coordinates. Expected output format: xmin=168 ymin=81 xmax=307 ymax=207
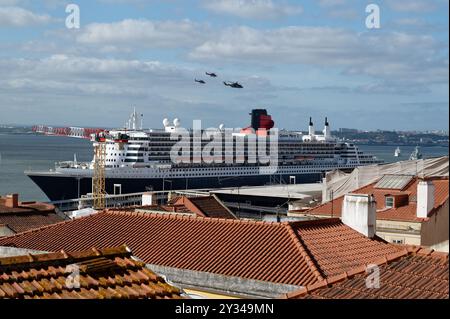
xmin=163 ymin=118 xmax=170 ymax=127
xmin=173 ymin=118 xmax=180 ymax=127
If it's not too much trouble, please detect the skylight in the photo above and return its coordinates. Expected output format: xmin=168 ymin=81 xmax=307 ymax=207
xmin=374 ymin=175 xmax=414 ymax=190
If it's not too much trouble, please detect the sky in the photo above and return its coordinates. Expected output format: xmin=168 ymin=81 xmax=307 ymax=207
xmin=0 ymin=0 xmax=448 ymax=131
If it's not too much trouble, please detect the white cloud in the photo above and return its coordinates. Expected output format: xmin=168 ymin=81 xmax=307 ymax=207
xmin=0 ymin=56 xmax=176 ymax=102
xmin=0 ymin=54 xmax=276 ymax=127
xmin=189 ymin=26 xmax=448 ymax=92
xmin=191 ymin=26 xmax=364 ymax=64
xmin=0 ymin=6 xmax=52 ymax=26
xmin=77 ymin=19 xmax=211 ymax=49
xmin=203 ymin=0 xmax=302 ymax=20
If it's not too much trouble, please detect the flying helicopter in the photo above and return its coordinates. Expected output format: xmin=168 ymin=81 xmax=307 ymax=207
xmin=195 ymin=79 xmax=206 ymax=84
xmin=223 ymin=81 xmax=243 ymax=88
xmin=206 ymin=72 xmax=217 ymax=77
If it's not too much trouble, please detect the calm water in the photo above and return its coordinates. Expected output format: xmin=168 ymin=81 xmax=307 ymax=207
xmin=0 ymin=134 xmax=92 ymax=202
xmin=0 ymin=134 xmax=448 ymax=202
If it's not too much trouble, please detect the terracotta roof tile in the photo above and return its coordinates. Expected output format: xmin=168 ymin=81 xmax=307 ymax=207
xmin=285 ymin=248 xmax=449 ymax=299
xmin=306 ymin=177 xmax=449 ymax=222
xmin=291 ymin=219 xmax=401 ymax=277
xmin=0 ymin=245 xmax=182 ymax=299
xmin=170 ymin=196 xmax=237 ymax=219
xmin=0 ymin=212 xmax=63 ymax=234
xmin=0 ymin=212 xmax=402 ymax=287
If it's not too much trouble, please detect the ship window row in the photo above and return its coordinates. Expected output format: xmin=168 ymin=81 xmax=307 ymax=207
xmin=108 ymin=164 xmax=357 ymax=175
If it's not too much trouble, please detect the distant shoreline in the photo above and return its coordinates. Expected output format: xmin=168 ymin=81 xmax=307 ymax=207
xmin=0 ymin=132 xmax=448 ymax=148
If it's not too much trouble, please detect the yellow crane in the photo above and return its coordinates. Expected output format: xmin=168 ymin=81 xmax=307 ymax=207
xmin=92 ymin=134 xmax=106 ymax=210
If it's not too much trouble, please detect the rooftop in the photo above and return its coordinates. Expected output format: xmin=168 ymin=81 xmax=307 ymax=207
xmin=285 ymin=246 xmax=449 ymax=299
xmin=0 ymin=245 xmax=182 ymax=299
xmin=0 ymin=211 xmax=401 ymax=287
xmin=305 ymin=176 xmax=449 ymax=222
xmin=170 ymin=195 xmax=237 ymax=219
xmin=0 ymin=194 xmax=64 ymax=234
xmin=210 ymin=183 xmax=323 ymax=200
xmin=0 ymin=195 xmax=55 ymax=214
xmin=137 ymin=195 xmax=237 ymax=219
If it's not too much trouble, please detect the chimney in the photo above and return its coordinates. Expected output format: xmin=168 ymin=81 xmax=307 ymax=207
xmin=142 ymin=192 xmax=157 ymax=206
xmin=342 ymin=194 xmax=376 ymax=238
xmin=417 ymin=180 xmax=435 ymax=218
xmin=308 ymin=117 xmax=315 ymax=137
xmin=323 ymin=117 xmax=330 ymax=139
xmin=5 ymin=194 xmax=19 ymax=208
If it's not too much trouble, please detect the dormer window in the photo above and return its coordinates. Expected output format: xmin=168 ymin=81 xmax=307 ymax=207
xmin=385 ymin=196 xmax=394 ymax=208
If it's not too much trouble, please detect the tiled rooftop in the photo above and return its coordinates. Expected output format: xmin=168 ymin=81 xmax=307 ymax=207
xmin=172 ymin=195 xmax=237 ymax=219
xmin=0 ymin=213 xmax=64 ymax=234
xmin=292 ymin=220 xmax=403 ymax=277
xmin=0 ymin=195 xmax=63 ymax=234
xmin=0 ymin=211 xmax=401 ymax=287
xmin=0 ymin=245 xmax=182 ymax=299
xmin=139 ymin=195 xmax=236 ymax=219
xmin=0 ymin=197 xmax=55 ymax=214
xmin=285 ymin=247 xmax=449 ymax=299
xmin=306 ymin=177 xmax=449 ymax=222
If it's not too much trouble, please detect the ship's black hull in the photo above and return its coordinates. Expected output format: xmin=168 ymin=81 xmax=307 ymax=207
xmin=27 ymin=173 xmax=324 ymax=202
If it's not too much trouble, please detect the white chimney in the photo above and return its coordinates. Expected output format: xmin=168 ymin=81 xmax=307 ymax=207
xmin=323 ymin=117 xmax=330 ymax=139
xmin=142 ymin=192 xmax=156 ymax=206
xmin=417 ymin=180 xmax=435 ymax=218
xmin=308 ymin=117 xmax=315 ymax=139
xmin=342 ymin=194 xmax=376 ymax=238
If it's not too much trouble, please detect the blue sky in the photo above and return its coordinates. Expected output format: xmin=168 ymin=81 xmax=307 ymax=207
xmin=0 ymin=0 xmax=448 ymax=131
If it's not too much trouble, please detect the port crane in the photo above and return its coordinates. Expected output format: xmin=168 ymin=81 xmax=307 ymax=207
xmin=92 ymin=132 xmax=106 ymax=210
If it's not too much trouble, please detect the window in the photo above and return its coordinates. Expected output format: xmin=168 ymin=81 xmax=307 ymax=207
xmin=392 ymin=239 xmax=404 ymax=244
xmin=114 ymin=184 xmax=122 ymax=195
xmin=385 ymin=196 xmax=394 ymax=208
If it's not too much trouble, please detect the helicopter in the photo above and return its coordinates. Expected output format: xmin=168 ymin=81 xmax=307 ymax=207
xmin=195 ymin=79 xmax=206 ymax=84
xmin=223 ymin=81 xmax=243 ymax=88
xmin=206 ymin=72 xmax=217 ymax=77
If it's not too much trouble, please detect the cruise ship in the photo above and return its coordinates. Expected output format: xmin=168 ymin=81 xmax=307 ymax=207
xmin=26 ymin=109 xmax=383 ymax=201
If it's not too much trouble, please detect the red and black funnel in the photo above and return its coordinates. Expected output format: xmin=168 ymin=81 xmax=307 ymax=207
xmin=250 ymin=109 xmax=274 ymax=131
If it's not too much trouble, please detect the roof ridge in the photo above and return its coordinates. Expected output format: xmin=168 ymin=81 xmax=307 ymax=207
xmin=105 ymin=209 xmax=281 ymax=226
xmin=0 ymin=245 xmax=131 ymax=268
xmin=182 ymin=196 xmax=208 ymax=218
xmin=405 ymin=245 xmax=449 ymax=260
xmin=288 ymin=218 xmax=341 ymax=228
xmin=284 ymin=223 xmax=325 ymax=282
xmin=211 ymin=194 xmax=238 ymax=219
